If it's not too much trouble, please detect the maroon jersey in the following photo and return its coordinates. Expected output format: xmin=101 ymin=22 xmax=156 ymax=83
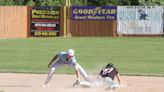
xmin=99 ymin=67 xmax=118 ymax=80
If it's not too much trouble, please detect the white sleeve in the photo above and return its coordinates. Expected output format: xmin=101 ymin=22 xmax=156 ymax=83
xmin=107 ymin=68 xmax=114 ymax=73
xmin=70 ymin=57 xmax=78 ymax=70
xmin=74 ymin=63 xmax=79 ymax=71
xmin=70 ymin=57 xmax=77 ymax=64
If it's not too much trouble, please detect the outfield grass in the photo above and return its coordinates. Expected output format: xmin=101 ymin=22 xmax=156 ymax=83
xmin=0 ymin=37 xmax=164 ymax=76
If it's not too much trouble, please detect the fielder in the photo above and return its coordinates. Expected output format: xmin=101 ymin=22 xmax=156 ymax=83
xmin=43 ymin=49 xmax=90 ymax=87
xmin=76 ymin=63 xmax=121 ymax=90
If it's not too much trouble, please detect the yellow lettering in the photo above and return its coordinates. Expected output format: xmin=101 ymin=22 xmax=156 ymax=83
xmin=101 ymin=9 xmax=106 ymax=14
xmin=110 ymin=9 xmax=116 ymax=14
xmin=79 ymin=9 xmax=83 ymax=14
xmin=83 ymin=9 xmax=88 ymax=14
xmin=73 ymin=9 xmax=78 ymax=14
xmin=32 ymin=10 xmax=59 ymax=15
xmin=93 ymin=7 xmax=101 ymax=15
xmin=88 ymin=9 xmax=94 ymax=14
xmin=32 ymin=10 xmax=37 ymax=14
xmin=106 ymin=9 xmax=110 ymax=14
xmin=34 ymin=31 xmax=41 ymax=36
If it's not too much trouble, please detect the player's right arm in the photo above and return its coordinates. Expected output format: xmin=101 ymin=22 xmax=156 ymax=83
xmin=75 ymin=69 xmax=80 ymax=81
xmin=74 ymin=63 xmax=81 ymax=82
xmin=48 ymin=55 xmax=58 ymax=68
xmin=115 ymin=68 xmax=121 ymax=85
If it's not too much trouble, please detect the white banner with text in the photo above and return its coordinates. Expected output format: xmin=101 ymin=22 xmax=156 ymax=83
xmin=117 ymin=6 xmax=163 ymax=34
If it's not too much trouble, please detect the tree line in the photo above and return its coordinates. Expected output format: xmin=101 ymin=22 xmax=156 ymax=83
xmin=0 ymin=0 xmax=164 ymax=6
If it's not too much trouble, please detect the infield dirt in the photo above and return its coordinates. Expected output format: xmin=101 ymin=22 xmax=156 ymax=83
xmin=0 ymin=73 xmax=164 ymax=92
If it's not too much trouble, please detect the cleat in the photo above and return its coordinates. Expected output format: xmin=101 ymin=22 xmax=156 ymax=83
xmin=42 ymin=84 xmax=50 ymax=88
xmin=85 ymin=78 xmax=93 ymax=83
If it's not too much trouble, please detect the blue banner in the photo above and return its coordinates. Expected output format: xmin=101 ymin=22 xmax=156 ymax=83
xmin=72 ymin=6 xmax=117 ymax=20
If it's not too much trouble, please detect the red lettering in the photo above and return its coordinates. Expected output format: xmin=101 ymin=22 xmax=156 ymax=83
xmin=32 ymin=19 xmax=59 ymax=23
xmin=35 ymin=27 xmax=55 ymax=31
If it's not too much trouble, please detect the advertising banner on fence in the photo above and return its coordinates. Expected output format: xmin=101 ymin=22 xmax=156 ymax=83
xmin=163 ymin=6 xmax=164 ymax=33
xmin=117 ymin=6 xmax=163 ymax=34
xmin=31 ymin=6 xmax=60 ymax=36
xmin=72 ymin=6 xmax=117 ymax=20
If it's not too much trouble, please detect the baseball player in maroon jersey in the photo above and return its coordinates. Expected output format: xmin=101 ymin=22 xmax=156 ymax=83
xmin=99 ymin=63 xmax=121 ymax=90
xmin=76 ymin=63 xmax=121 ymax=90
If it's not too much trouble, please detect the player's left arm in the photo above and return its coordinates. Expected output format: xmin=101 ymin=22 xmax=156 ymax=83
xmin=48 ymin=55 xmax=58 ymax=68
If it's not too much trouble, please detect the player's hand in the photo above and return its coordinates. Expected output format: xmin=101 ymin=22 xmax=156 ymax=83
xmin=77 ymin=78 xmax=80 ymax=82
xmin=48 ymin=64 xmax=51 ymax=68
xmin=73 ymin=79 xmax=80 ymax=87
xmin=97 ymin=75 xmax=102 ymax=80
xmin=118 ymin=80 xmax=121 ymax=85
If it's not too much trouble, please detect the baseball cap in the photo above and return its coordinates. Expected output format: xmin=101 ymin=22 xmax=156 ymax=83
xmin=67 ymin=49 xmax=75 ymax=56
xmin=106 ymin=63 xmax=114 ymax=68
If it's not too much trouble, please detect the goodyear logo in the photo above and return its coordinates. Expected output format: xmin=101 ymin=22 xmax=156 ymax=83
xmin=72 ymin=6 xmax=117 ymax=20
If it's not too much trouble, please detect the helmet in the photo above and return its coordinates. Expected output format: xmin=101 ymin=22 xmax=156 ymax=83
xmin=106 ymin=63 xmax=114 ymax=68
xmin=67 ymin=49 xmax=75 ymax=57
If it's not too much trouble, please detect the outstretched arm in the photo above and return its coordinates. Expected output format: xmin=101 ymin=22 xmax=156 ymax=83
xmin=75 ymin=70 xmax=80 ymax=81
xmin=48 ymin=55 xmax=58 ymax=68
xmin=116 ymin=73 xmax=121 ymax=85
xmin=73 ymin=67 xmax=81 ymax=87
xmin=74 ymin=64 xmax=80 ymax=81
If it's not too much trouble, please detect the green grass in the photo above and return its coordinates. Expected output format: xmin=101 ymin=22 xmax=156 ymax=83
xmin=0 ymin=37 xmax=164 ymax=76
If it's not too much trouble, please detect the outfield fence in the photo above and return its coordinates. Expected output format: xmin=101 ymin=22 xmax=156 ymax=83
xmin=0 ymin=6 xmax=163 ymax=38
xmin=68 ymin=6 xmax=117 ymax=37
xmin=0 ymin=6 xmax=29 ymax=38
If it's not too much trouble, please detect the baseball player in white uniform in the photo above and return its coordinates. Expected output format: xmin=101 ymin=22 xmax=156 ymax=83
xmin=43 ymin=49 xmax=90 ymax=87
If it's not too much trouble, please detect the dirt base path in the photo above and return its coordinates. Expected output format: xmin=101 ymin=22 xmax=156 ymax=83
xmin=0 ymin=73 xmax=164 ymax=92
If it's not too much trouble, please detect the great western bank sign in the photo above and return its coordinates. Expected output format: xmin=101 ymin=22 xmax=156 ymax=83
xmin=72 ymin=6 xmax=117 ymax=20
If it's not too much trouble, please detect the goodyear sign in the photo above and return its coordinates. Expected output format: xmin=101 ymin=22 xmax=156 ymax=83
xmin=72 ymin=6 xmax=117 ymax=20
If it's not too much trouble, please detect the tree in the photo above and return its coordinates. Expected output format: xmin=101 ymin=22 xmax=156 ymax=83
xmin=27 ymin=0 xmax=35 ymax=6
xmin=130 ymin=0 xmax=139 ymax=5
xmin=82 ymin=0 xmax=88 ymax=6
xmin=0 ymin=0 xmax=15 ymax=5
xmin=0 ymin=0 xmax=164 ymax=6
xmin=99 ymin=0 xmax=111 ymax=6
xmin=71 ymin=0 xmax=83 ymax=6
xmin=13 ymin=0 xmax=25 ymax=5
xmin=87 ymin=0 xmax=99 ymax=6
xmin=138 ymin=0 xmax=164 ymax=5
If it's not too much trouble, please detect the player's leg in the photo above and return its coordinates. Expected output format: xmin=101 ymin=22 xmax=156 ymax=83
xmin=104 ymin=77 xmax=120 ymax=90
xmin=43 ymin=61 xmax=62 ymax=86
xmin=78 ymin=80 xmax=92 ymax=88
xmin=44 ymin=67 xmax=56 ymax=86
xmin=74 ymin=79 xmax=104 ymax=88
